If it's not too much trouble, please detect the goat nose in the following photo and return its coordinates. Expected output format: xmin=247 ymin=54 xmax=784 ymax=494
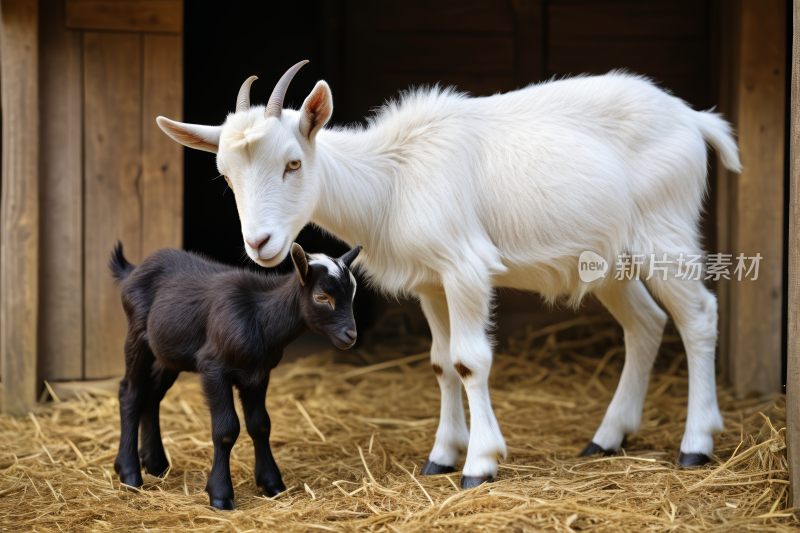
xmin=345 ymin=330 xmax=357 ymax=341
xmin=245 ymin=234 xmax=270 ymax=250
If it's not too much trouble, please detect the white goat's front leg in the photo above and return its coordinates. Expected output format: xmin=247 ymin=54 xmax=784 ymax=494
xmin=418 ymin=292 xmax=469 ymax=475
xmin=583 ymin=280 xmax=667 ymax=456
xmin=442 ymin=272 xmax=506 ymax=488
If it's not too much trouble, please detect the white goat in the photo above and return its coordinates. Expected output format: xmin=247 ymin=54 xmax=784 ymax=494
xmin=158 ymin=61 xmax=741 ymax=488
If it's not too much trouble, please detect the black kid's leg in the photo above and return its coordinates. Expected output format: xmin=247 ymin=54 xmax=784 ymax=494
xmin=202 ymin=373 xmax=240 ymax=510
xmin=114 ymin=336 xmax=154 ymax=488
xmin=138 ymin=366 xmax=179 ymax=477
xmin=239 ymin=382 xmax=285 ymax=497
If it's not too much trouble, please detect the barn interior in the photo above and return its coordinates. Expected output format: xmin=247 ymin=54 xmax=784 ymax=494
xmin=182 ymin=0 xmax=787 ymax=384
xmin=0 ymin=1 xmax=794 ymax=530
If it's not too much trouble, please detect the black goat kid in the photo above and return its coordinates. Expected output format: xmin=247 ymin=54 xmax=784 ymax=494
xmin=110 ymin=242 xmax=361 ymax=510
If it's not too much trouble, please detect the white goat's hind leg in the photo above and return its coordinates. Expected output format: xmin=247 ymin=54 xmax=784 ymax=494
xmin=646 ymin=277 xmax=724 ymax=466
xmin=418 ymin=292 xmax=469 ymax=474
xmin=583 ymin=280 xmax=667 ymax=456
xmin=442 ymin=273 xmax=507 ymax=488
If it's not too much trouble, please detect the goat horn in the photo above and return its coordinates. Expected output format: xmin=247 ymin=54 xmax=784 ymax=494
xmin=264 ymin=60 xmax=309 ymax=120
xmin=236 ymin=75 xmax=258 ymax=113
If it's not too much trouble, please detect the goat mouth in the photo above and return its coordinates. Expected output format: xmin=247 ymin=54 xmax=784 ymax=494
xmin=333 ymin=337 xmax=356 ymax=350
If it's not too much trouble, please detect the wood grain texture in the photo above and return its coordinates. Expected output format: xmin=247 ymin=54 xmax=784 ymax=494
xmin=0 ymin=0 xmax=39 ymax=414
xmin=786 ymin=0 xmax=800 ymax=509
xmin=38 ymin=0 xmax=84 ymax=382
xmin=66 ymin=0 xmax=181 ymax=33
xmin=83 ymin=32 xmax=142 ymax=380
xmin=713 ymin=0 xmax=739 ymax=384
xmin=729 ymin=0 xmax=786 ymax=397
xmin=142 ymin=34 xmax=183 ymax=255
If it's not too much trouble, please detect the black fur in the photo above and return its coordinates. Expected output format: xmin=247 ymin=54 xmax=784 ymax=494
xmin=111 ymin=243 xmax=360 ymax=510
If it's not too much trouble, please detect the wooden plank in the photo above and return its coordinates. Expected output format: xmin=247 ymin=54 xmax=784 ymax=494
xmin=66 ymin=0 xmax=182 ymax=33
xmin=83 ymin=32 xmax=143 ymax=380
xmin=549 ymin=2 xmax=708 ymax=39
xmin=0 ymin=0 xmax=39 ymax=414
xmin=511 ymin=0 xmax=545 ymax=85
xmin=548 ymin=39 xmax=708 ymax=77
xmin=728 ymin=0 xmax=786 ymax=397
xmin=142 ymin=34 xmax=183 ymax=256
xmin=349 ymin=0 xmax=514 ymax=33
xmin=787 ymin=0 xmax=800 ymax=507
xmin=712 ymin=0 xmax=739 ymax=385
xmin=38 ymin=0 xmax=84 ymax=382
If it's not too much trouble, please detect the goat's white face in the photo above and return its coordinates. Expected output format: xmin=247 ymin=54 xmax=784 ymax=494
xmin=155 ymin=62 xmax=333 ymax=268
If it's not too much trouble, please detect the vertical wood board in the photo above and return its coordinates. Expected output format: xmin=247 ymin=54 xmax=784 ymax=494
xmin=83 ymin=32 xmax=143 ymax=380
xmin=142 ymin=34 xmax=183 ymax=255
xmin=786 ymin=0 xmax=800 ymax=507
xmin=38 ymin=0 xmax=84 ymax=382
xmin=729 ymin=0 xmax=786 ymax=397
xmin=0 ymin=0 xmax=39 ymax=414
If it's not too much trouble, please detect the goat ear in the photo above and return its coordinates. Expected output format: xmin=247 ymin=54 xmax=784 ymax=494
xmin=339 ymin=246 xmax=362 ymax=268
xmin=299 ymin=81 xmax=333 ymax=142
xmin=157 ymin=116 xmax=221 ymax=154
xmin=290 ymin=242 xmax=309 ymax=285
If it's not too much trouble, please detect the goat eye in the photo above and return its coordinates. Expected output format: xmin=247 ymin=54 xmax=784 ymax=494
xmin=287 ymin=160 xmax=301 ymax=170
xmin=314 ymin=293 xmax=328 ymax=303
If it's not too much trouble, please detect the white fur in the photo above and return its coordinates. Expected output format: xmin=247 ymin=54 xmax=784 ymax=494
xmin=160 ymin=71 xmax=740 ymax=476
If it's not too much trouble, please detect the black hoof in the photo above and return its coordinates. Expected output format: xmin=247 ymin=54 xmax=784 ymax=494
xmin=118 ymin=471 xmax=144 ymax=489
xmin=459 ymin=474 xmax=494 ymax=489
xmin=209 ymin=497 xmax=235 ymax=510
xmin=579 ymin=441 xmax=616 ymax=457
xmin=260 ymin=483 xmax=286 ymax=498
xmin=421 ymin=460 xmax=456 ymax=476
xmin=677 ymin=452 xmax=711 ymax=468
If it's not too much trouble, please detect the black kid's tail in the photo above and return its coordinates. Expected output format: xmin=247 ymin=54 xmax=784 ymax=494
xmin=109 ymin=241 xmax=135 ymax=283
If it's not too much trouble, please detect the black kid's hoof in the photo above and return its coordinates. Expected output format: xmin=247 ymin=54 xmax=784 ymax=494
xmin=421 ymin=459 xmax=456 ymax=476
xmin=579 ymin=441 xmax=616 ymax=457
xmin=677 ymin=452 xmax=711 ymax=468
xmin=209 ymin=497 xmax=235 ymax=510
xmin=260 ymin=484 xmax=285 ymax=498
xmin=459 ymin=475 xmax=494 ymax=489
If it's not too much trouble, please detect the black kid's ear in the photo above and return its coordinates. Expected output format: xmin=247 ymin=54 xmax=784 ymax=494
xmin=299 ymin=80 xmax=333 ymax=142
xmin=339 ymin=246 xmax=362 ymax=268
xmin=291 ymin=243 xmax=309 ymax=285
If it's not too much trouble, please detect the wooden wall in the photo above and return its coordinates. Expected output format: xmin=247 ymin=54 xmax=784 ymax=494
xmin=36 ymin=0 xmax=183 ymax=391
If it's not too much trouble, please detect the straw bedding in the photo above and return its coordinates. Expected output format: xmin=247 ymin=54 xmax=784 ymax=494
xmin=0 ymin=314 xmax=795 ymax=532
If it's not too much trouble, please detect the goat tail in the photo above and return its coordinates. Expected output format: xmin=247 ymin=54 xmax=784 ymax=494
xmin=695 ymin=110 xmax=742 ymax=173
xmin=109 ymin=241 xmax=135 ymax=283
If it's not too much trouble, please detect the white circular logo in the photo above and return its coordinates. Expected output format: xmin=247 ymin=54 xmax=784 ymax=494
xmin=579 ymin=251 xmax=608 ymax=282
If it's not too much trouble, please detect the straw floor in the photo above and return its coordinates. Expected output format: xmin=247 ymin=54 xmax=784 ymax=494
xmin=0 ymin=315 xmax=795 ymax=532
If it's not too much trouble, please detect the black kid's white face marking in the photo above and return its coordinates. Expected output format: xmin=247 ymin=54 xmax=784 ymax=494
xmin=304 ymin=253 xmax=358 ymax=349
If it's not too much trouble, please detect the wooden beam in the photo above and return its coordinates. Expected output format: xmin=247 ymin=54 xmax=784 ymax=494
xmin=728 ymin=0 xmax=786 ymax=397
xmin=65 ymin=0 xmax=182 ymax=34
xmin=83 ymin=32 xmax=143 ymax=380
xmin=38 ymin=0 xmax=84 ymax=382
xmin=142 ymin=34 xmax=183 ymax=255
xmin=0 ymin=0 xmax=39 ymax=414
xmin=786 ymin=0 xmax=800 ymax=509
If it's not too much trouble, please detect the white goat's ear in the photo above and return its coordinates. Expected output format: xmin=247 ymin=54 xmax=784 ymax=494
xmin=156 ymin=116 xmax=222 ymax=154
xmin=290 ymin=242 xmax=309 ymax=285
xmin=299 ymin=81 xmax=333 ymax=142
